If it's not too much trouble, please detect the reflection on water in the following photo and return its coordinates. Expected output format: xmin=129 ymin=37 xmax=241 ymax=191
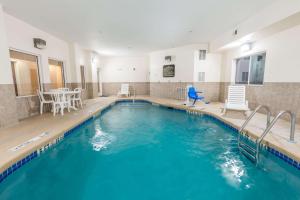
xmin=90 ymin=127 xmax=115 ymax=151
xmin=218 ymin=150 xmax=249 ymax=189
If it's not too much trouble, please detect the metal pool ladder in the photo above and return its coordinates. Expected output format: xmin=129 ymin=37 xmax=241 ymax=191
xmin=238 ymin=105 xmax=296 ymax=165
xmin=130 ymin=85 xmax=136 ymax=103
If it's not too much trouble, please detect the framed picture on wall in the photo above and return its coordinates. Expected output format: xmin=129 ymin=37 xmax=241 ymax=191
xmin=163 ymin=64 xmax=175 ymax=77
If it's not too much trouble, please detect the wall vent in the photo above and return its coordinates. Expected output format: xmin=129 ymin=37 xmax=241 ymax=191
xmin=198 ymin=72 xmax=205 ymax=82
xmin=165 ymin=56 xmax=172 ymax=62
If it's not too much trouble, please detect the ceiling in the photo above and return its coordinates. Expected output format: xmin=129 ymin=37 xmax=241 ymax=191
xmin=0 ymin=0 xmax=276 ymax=56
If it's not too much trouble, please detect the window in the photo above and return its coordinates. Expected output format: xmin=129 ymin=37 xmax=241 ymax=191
xmin=10 ymin=50 xmax=40 ymax=96
xmin=49 ymin=59 xmax=64 ymax=89
xmin=199 ymin=50 xmax=206 ymax=60
xmin=235 ymin=52 xmax=266 ymax=85
xmin=80 ymin=65 xmax=86 ymax=89
xmin=235 ymin=56 xmax=250 ymax=84
xmin=249 ymin=53 xmax=266 ymax=85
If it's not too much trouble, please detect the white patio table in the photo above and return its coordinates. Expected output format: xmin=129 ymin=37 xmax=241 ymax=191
xmin=43 ymin=90 xmax=80 ymax=115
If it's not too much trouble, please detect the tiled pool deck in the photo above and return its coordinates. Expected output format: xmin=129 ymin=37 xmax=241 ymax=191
xmin=0 ymin=96 xmax=300 ymax=175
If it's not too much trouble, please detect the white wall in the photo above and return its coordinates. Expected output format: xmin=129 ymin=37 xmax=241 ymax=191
xmin=194 ymin=53 xmax=222 ymax=82
xmin=91 ymin=52 xmax=101 ymax=83
xmin=0 ymin=5 xmax=12 ymax=84
xmin=67 ymin=42 xmax=78 ymax=83
xmin=149 ymin=44 xmax=208 ymax=82
xmin=101 ymin=56 xmax=149 ymax=82
xmin=221 ymin=23 xmax=300 ymax=83
xmin=0 ymin=10 xmax=105 ymax=88
xmin=4 ymin=13 xmax=72 ymax=84
xmin=211 ymin=0 xmax=300 ymax=52
xmin=71 ymin=43 xmax=100 ymax=84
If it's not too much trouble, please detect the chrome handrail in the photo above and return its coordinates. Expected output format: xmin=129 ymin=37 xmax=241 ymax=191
xmin=238 ymin=105 xmax=271 ymax=147
xmin=239 ymin=105 xmax=271 ymax=133
xmin=257 ymin=110 xmax=296 ymax=144
xmin=131 ymin=85 xmax=136 ymax=103
xmin=255 ymin=110 xmax=296 ymax=162
xmin=238 ymin=106 xmax=297 ymax=165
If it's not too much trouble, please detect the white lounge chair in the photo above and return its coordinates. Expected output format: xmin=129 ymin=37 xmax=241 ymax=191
xmin=223 ymin=85 xmax=249 ymax=115
xmin=118 ymin=84 xmax=130 ymax=97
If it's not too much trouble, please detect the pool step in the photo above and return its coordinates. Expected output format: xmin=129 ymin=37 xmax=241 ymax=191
xmin=238 ymin=141 xmax=257 ymax=163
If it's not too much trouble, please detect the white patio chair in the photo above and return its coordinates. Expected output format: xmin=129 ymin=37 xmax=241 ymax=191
xmin=117 ymin=84 xmax=130 ymax=97
xmin=37 ymin=90 xmax=54 ymax=115
xmin=72 ymin=88 xmax=83 ymax=109
xmin=223 ymin=85 xmax=249 ymax=115
xmin=52 ymin=92 xmax=69 ymax=116
xmin=58 ymin=87 xmax=70 ymax=91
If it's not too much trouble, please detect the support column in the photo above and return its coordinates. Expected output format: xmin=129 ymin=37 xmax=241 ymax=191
xmin=0 ymin=5 xmax=18 ymax=128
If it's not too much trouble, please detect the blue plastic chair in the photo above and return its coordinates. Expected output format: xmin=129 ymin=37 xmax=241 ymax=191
xmin=188 ymin=87 xmax=205 ymax=105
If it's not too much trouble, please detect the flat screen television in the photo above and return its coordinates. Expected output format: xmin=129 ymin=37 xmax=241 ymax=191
xmin=163 ymin=64 xmax=175 ymax=77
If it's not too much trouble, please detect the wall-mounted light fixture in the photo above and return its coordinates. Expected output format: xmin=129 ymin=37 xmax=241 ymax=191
xmin=33 ymin=38 xmax=46 ymax=49
xmin=241 ymin=43 xmax=252 ymax=52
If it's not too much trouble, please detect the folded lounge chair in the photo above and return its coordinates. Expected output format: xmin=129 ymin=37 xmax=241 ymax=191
xmin=223 ymin=85 xmax=249 ymax=115
xmin=188 ymin=86 xmax=205 ymax=106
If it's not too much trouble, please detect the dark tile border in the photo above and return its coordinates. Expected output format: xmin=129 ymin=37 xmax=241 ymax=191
xmin=0 ymin=116 xmax=93 ymax=184
xmin=267 ymin=147 xmax=300 ymax=170
xmin=0 ymin=151 xmax=38 ymax=183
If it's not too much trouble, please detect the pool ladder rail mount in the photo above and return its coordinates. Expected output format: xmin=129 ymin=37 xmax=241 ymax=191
xmin=238 ymin=105 xmax=296 ymax=165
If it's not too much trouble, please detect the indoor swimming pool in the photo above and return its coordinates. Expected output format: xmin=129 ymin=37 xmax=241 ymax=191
xmin=0 ymin=101 xmax=300 ymax=200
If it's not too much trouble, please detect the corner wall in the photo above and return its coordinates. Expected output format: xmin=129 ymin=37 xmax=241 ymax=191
xmin=70 ymin=44 xmax=99 ymax=100
xmin=149 ymin=44 xmax=222 ymax=102
xmin=101 ymin=56 xmax=150 ymax=96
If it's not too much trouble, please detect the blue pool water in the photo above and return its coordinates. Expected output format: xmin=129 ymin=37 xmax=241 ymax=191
xmin=1 ymin=101 xmax=300 ymax=200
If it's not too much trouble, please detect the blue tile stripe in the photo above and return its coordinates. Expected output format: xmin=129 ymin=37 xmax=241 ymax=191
xmin=0 ymin=151 xmax=38 ymax=183
xmin=0 ymin=116 xmax=93 ymax=184
xmin=267 ymin=147 xmax=300 ymax=170
xmin=63 ymin=117 xmax=93 ymax=138
xmin=1 ymin=100 xmax=299 ymax=185
xmin=203 ymin=114 xmax=239 ymax=133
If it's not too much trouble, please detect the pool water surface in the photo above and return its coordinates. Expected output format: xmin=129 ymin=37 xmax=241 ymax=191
xmin=0 ymin=101 xmax=300 ymax=200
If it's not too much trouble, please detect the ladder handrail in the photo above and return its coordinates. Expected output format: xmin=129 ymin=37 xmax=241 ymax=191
xmin=256 ymin=110 xmax=296 ymax=145
xmin=255 ymin=110 xmax=296 ymax=162
xmin=131 ymin=85 xmax=136 ymax=102
xmin=238 ymin=105 xmax=271 ymax=165
xmin=238 ymin=106 xmax=296 ymax=165
xmin=239 ymin=105 xmax=271 ymax=133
